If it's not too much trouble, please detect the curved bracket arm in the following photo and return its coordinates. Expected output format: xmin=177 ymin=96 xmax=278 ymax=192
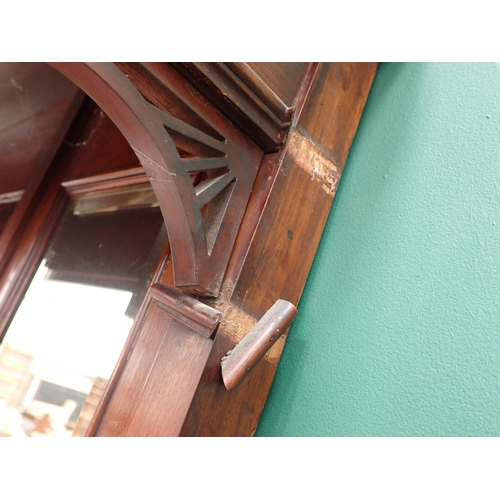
xmin=49 ymin=62 xmax=263 ymax=296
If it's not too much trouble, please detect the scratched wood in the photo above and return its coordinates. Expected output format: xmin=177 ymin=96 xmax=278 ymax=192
xmin=180 ymin=148 xmax=338 ymax=435
xmin=297 ymin=62 xmax=379 ymax=169
xmin=180 ymin=63 xmax=378 ymax=436
xmin=86 ymin=63 xmax=378 ymax=437
xmin=0 ymin=63 xmax=377 ymax=437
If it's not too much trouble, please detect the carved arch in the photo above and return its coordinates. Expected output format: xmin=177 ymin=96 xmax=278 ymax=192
xmin=49 ymin=63 xmax=263 ymax=297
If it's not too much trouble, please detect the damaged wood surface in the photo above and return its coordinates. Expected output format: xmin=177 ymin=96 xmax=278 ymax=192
xmin=179 ymin=140 xmax=340 ymax=435
xmin=150 ymin=283 xmax=222 ymax=338
xmin=180 ymin=63 xmax=378 ymax=436
xmin=79 ymin=63 xmax=378 ymax=437
xmin=217 ymin=304 xmax=258 ymax=344
xmin=288 ymin=130 xmax=340 ymax=195
xmin=297 ymin=62 xmax=379 ymax=169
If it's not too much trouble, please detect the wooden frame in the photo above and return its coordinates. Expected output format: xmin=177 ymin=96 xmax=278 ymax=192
xmin=0 ymin=63 xmax=378 ymax=436
xmin=49 ymin=63 xmax=263 ymax=297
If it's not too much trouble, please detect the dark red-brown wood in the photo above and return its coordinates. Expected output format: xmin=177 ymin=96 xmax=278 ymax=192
xmin=0 ymin=63 xmax=84 ymax=272
xmin=49 ymin=63 xmax=263 ymax=297
xmin=180 ymin=63 xmax=378 ymax=436
xmin=150 ymin=283 xmax=222 ymax=339
xmin=86 ymin=63 xmax=378 ymax=437
xmin=221 ymin=299 xmax=298 ymax=391
xmin=0 ymin=97 xmax=142 ymax=341
xmin=0 ymin=62 xmax=378 ymax=438
xmin=172 ymin=63 xmax=298 ymax=152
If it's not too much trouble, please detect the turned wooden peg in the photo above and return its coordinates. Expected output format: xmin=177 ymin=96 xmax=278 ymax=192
xmin=221 ymin=299 xmax=298 ymax=391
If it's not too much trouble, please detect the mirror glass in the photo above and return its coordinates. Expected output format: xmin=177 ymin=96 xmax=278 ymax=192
xmin=0 ymin=189 xmax=166 ymax=437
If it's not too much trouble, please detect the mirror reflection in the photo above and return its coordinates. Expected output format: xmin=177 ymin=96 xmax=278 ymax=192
xmin=0 ymin=189 xmax=166 ymax=437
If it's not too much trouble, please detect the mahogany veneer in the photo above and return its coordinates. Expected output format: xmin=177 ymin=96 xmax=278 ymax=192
xmin=0 ymin=62 xmax=378 ymax=436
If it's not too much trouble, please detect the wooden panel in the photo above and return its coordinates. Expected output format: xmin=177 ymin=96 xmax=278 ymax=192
xmin=124 ymin=313 xmax=213 ymax=436
xmin=247 ymin=62 xmax=310 ymax=107
xmin=95 ymin=303 xmax=172 ymax=436
xmin=95 ymin=303 xmax=213 ymax=437
xmin=297 ymin=62 xmax=379 ymax=169
xmin=180 ymin=150 xmax=337 ymax=435
xmin=86 ymin=241 xmax=172 ymax=437
xmin=236 ymin=157 xmax=336 ymax=310
xmin=180 ymin=63 xmax=378 ymax=436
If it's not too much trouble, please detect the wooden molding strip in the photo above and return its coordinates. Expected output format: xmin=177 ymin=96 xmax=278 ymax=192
xmin=0 ymin=190 xmax=24 ymax=205
xmin=171 ymin=63 xmax=293 ymax=153
xmin=62 ymin=166 xmax=147 ymax=196
xmin=151 ymin=283 xmax=222 ymax=338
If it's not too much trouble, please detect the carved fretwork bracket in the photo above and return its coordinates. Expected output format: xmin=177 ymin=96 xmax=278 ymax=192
xmin=49 ymin=63 xmax=263 ymax=296
xmin=172 ymin=63 xmax=294 ymax=152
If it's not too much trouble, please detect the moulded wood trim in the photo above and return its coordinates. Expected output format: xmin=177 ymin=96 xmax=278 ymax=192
xmin=172 ymin=63 xmax=294 ymax=152
xmin=49 ymin=62 xmax=263 ymax=297
xmin=89 ymin=63 xmax=379 ymax=437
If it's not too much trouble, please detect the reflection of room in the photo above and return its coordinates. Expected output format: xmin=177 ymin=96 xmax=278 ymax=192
xmin=0 ymin=197 xmax=165 ymax=436
xmin=0 ymin=337 xmax=108 ymax=437
xmin=0 ymin=62 xmax=167 ymax=436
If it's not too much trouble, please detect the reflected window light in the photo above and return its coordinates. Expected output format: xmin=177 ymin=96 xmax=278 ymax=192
xmin=0 ymin=190 xmax=166 ymax=437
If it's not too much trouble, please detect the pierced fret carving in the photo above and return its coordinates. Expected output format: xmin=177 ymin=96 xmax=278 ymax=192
xmin=49 ymin=62 xmax=263 ymax=296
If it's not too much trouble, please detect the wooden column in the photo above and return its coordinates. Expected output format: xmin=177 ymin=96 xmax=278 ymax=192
xmin=180 ymin=62 xmax=379 ymax=436
xmin=89 ymin=63 xmax=378 ymax=437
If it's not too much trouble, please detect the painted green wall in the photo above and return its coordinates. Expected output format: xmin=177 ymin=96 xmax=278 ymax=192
xmin=257 ymin=63 xmax=500 ymax=436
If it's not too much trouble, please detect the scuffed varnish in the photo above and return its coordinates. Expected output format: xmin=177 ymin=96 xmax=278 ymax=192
xmin=288 ymin=130 xmax=340 ymax=195
xmin=218 ymin=305 xmax=289 ymax=363
xmin=264 ymin=333 xmax=288 ymax=363
xmin=218 ymin=305 xmax=258 ymax=344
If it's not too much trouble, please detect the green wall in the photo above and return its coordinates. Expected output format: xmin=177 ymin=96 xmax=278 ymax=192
xmin=257 ymin=63 xmax=500 ymax=436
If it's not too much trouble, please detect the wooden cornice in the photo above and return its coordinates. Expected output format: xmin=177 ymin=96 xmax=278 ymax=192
xmin=172 ymin=63 xmax=294 ymax=153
